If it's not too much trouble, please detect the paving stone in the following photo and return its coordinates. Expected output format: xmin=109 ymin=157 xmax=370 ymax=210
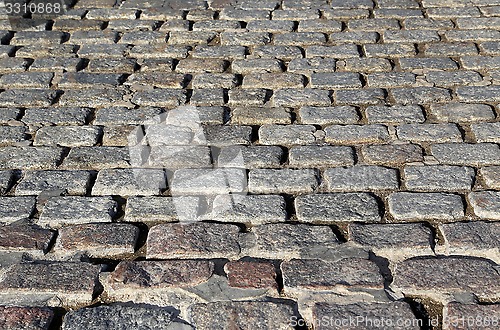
xmin=189 ymin=88 xmax=226 ymax=106
xmin=340 ymin=58 xmax=393 ymax=73
xmin=128 ymin=45 xmax=190 ymax=59
xmin=366 ymin=105 xmax=425 ymax=124
xmin=471 ymin=122 xmax=500 ymax=143
xmin=221 ymin=32 xmax=271 ymax=46
xmin=457 ymin=86 xmax=500 ymax=102
xmin=69 ymin=30 xmax=118 ymax=44
xmin=306 ymin=44 xmax=360 ymax=58
xmin=193 ymin=45 xmax=247 ymax=60
xmin=430 ymin=103 xmax=495 ymax=123
xmin=0 ymin=170 xmax=13 ymax=194
xmin=208 ymin=194 xmax=286 ymax=224
xmin=34 ymin=126 xmax=101 ymax=147
xmin=131 ymin=89 xmax=187 ymax=107
xmin=325 ymin=166 xmax=399 ymax=191
xmin=366 ymin=72 xmax=416 ymax=88
xmin=0 ymin=262 xmax=100 ymax=307
xmin=189 ymin=301 xmax=297 ymax=330
xmin=0 ymin=89 xmax=58 ymax=108
xmin=404 ymin=166 xmax=475 ymax=191
xmin=426 ymin=70 xmax=483 ymax=87
xmin=431 ymin=143 xmax=500 ymax=166
xmin=391 ymin=87 xmax=452 ymax=105
xmin=399 ymin=57 xmax=458 ymax=71
xmin=298 ymin=106 xmax=359 ymax=125
xmin=0 ymin=126 xmax=27 ymax=146
xmin=170 ymin=168 xmax=246 ymax=195
xmin=146 ymin=223 xmax=241 ymax=259
xmin=331 ymin=0 xmax=374 ymax=9
xmin=310 ymin=73 xmax=362 ymax=89
xmin=252 ymin=45 xmax=303 ymax=60
xmin=384 ymin=30 xmax=440 ymax=43
xmin=0 ymin=223 xmax=54 ymax=254
xmin=443 ymin=303 xmax=500 ymax=330
xmin=29 ymin=57 xmax=82 ymax=73
xmin=39 ymin=197 xmax=117 ymax=229
xmin=274 ymin=32 xmax=327 ymax=46
xmin=462 ymin=55 xmax=500 ymax=69
xmin=15 ymin=170 xmax=91 ymax=196
xmin=219 ymin=8 xmax=271 ymax=20
xmin=446 ymin=29 xmax=500 ymax=42
xmin=388 ymin=192 xmax=464 ymax=221
xmin=192 ymin=73 xmax=239 ymax=89
xmin=289 ymin=145 xmax=355 ymax=167
xmin=124 ymin=196 xmax=200 ymax=223
xmin=146 ymin=146 xmax=212 ymax=169
xmin=335 ymin=88 xmax=385 ymax=105
xmin=176 ymin=59 xmax=228 ymax=73
xmin=192 ymin=20 xmax=242 ymax=32
xmin=469 ymin=191 xmax=500 ymax=220
xmin=424 ymin=42 xmax=478 ymax=56
xmin=55 ymin=223 xmax=139 ymax=258
xmin=22 ymin=107 xmax=91 ymax=126
xmin=295 ymin=193 xmax=381 ymax=223
xmin=282 ymin=258 xmax=383 ymax=292
xmin=243 ymin=73 xmax=304 ymax=89
xmin=248 ymin=169 xmax=318 ymax=194
xmin=203 ymin=126 xmax=252 ymax=146
xmin=217 ymin=145 xmax=283 ymax=168
xmin=0 ymin=147 xmax=62 ymax=170
xmin=396 ymin=123 xmax=462 ymax=143
xmin=325 ymin=124 xmax=390 ymax=144
xmin=77 ymin=44 xmax=128 ymax=59
xmin=11 ymin=31 xmax=66 ymax=45
xmin=273 ymin=88 xmax=331 ymax=107
xmin=391 ymin=257 xmax=500 ymax=300
xmin=364 ymin=43 xmax=416 ymax=57
xmin=439 ymin=222 xmax=499 ymax=261
xmin=273 ymin=9 xmax=320 ymax=20
xmin=244 ymin=223 xmax=340 ymax=259
xmin=0 ymin=197 xmax=36 ymax=224
xmin=348 ymin=18 xmax=400 ymax=30
xmin=62 ymin=147 xmax=130 ymax=170
xmin=232 ymin=59 xmax=283 ymax=74
xmin=224 ymin=261 xmax=277 ymax=289
xmin=0 ymin=306 xmax=54 ymax=330
xmin=330 ymin=31 xmax=380 ymax=44
xmin=259 ymin=124 xmax=317 ymax=145
xmin=58 ymin=73 xmax=123 ymax=89
xmin=228 ymin=89 xmax=269 ymax=107
xmin=288 ymin=58 xmax=337 ymax=73
xmin=480 ymin=166 xmax=500 ymax=189
xmin=231 ymin=107 xmax=291 ymax=125
xmin=105 ymin=260 xmax=214 ymax=291
xmin=125 ymin=73 xmax=188 ymax=89
xmin=92 ymin=169 xmax=165 ymax=196
xmin=298 ymin=19 xmax=342 ymax=32
xmin=0 ymin=108 xmax=20 ymax=124
xmin=0 ymin=72 xmax=53 ymax=89
xmin=312 ymin=302 xmax=420 ymax=330
xmin=247 ymin=19 xmax=295 ymax=32
xmin=62 ymin=304 xmax=187 ymax=330
xmin=59 ymin=89 xmax=127 ymax=108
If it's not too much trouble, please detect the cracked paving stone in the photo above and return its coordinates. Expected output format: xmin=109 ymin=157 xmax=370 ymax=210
xmin=469 ymin=191 xmax=500 ymax=220
xmin=0 ymin=306 xmax=54 ymax=330
xmin=54 ymin=223 xmax=139 ymax=258
xmin=15 ymin=170 xmax=91 ymax=196
xmin=295 ymin=193 xmax=381 ymax=223
xmin=0 ymin=262 xmax=101 ymax=308
xmin=207 ymin=194 xmax=286 ymax=225
xmin=480 ymin=166 xmax=500 ymax=189
xmin=62 ymin=304 xmax=190 ymax=330
xmin=0 ymin=223 xmax=54 ymax=254
xmin=404 ymin=165 xmax=475 ymax=191
xmin=438 ymin=221 xmax=500 ymax=262
xmin=188 ymin=301 xmax=297 ymax=330
xmin=313 ymin=302 xmax=419 ymax=330
xmin=281 ymin=258 xmax=383 ymax=293
xmin=124 ymin=196 xmax=200 ymax=222
xmin=0 ymin=197 xmax=36 ymax=224
xmin=325 ymin=166 xmax=399 ymax=191
xmin=391 ymin=257 xmax=500 ymax=301
xmin=349 ymin=223 xmax=433 ymax=259
xmin=248 ymin=169 xmax=318 ymax=194
xmin=62 ymin=147 xmax=130 ymax=170
xmin=217 ymin=145 xmax=283 ymax=169
xmin=288 ymin=145 xmax=355 ymax=167
xmin=38 ymin=196 xmax=117 ymax=229
xmin=224 ymin=261 xmax=277 ymax=290
xmin=146 ymin=223 xmax=242 ymax=259
xmin=388 ymin=192 xmax=464 ymax=221
xmin=242 ymin=223 xmax=340 ymax=259
xmin=92 ymin=168 xmax=166 ymax=196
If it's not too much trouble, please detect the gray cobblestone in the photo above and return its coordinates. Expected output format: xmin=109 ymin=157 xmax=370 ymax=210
xmin=396 ymin=123 xmax=462 ymax=143
xmin=289 ymin=145 xmax=355 ymax=167
xmin=298 ymin=106 xmax=359 ymax=125
xmin=310 ymin=73 xmax=362 ymax=89
xmin=243 ymin=73 xmax=305 ymax=89
xmin=404 ymin=165 xmax=475 ymax=191
xmin=471 ymin=122 xmax=500 ymax=143
xmin=325 ymin=166 xmax=399 ymax=191
xmin=92 ymin=169 xmax=165 ymax=196
xmin=391 ymin=87 xmax=452 ymax=105
xmin=469 ymin=191 xmax=500 ymax=220
xmin=288 ymin=58 xmax=336 ymax=73
xmin=231 ymin=59 xmax=283 ymax=74
xmin=366 ymin=72 xmax=416 ymax=88
xmin=388 ymin=192 xmax=464 ymax=221
xmin=0 ymin=197 xmax=36 ymax=224
xmin=431 ymin=143 xmax=500 ymax=166
xmin=330 ymin=31 xmax=379 ymax=44
xmin=366 ymin=105 xmax=425 ymax=124
xmin=218 ymin=145 xmax=283 ymax=168
xmin=362 ymin=143 xmax=424 ymax=165
xmin=424 ymin=42 xmax=478 ymax=56
xmin=480 ymin=166 xmax=500 ymax=189
xmin=339 ymin=58 xmax=392 ymax=73
xmin=259 ymin=124 xmax=316 ymax=145
xmin=325 ymin=124 xmax=390 ymax=144
xmin=62 ymin=147 xmax=130 ymax=170
xmin=227 ymin=89 xmax=268 ymax=106
xmin=124 ymin=196 xmax=199 ymax=223
xmin=306 ymin=44 xmax=360 ymax=58
xmin=248 ymin=169 xmax=318 ymax=194
xmin=16 ymin=170 xmax=91 ymax=196
xmin=335 ymin=88 xmax=385 ymax=105
xmin=364 ymin=43 xmax=416 ymax=57
xmin=296 ymin=193 xmax=381 ymax=223
xmin=429 ymin=103 xmax=495 ymax=123
xmin=0 ymin=147 xmax=62 ymax=170
xmin=0 ymin=126 xmax=26 ymax=146
xmin=231 ymin=107 xmax=290 ymax=125
xmin=34 ymin=126 xmax=101 ymax=147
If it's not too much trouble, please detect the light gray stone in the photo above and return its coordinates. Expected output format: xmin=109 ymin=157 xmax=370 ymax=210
xmin=469 ymin=191 xmax=500 ymax=220
xmin=0 ymin=197 xmax=36 ymax=224
xmin=248 ymin=169 xmax=318 ymax=194
xmin=404 ymin=166 xmax=475 ymax=191
xmin=288 ymin=145 xmax=355 ymax=167
xmin=15 ymin=170 xmax=91 ymax=196
xmin=388 ymin=192 xmax=464 ymax=221
xmin=325 ymin=166 xmax=399 ymax=191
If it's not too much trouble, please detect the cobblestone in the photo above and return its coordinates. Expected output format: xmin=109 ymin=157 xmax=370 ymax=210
xmin=0 ymin=306 xmax=53 ymax=330
xmin=289 ymin=145 xmax=355 ymax=167
xmin=388 ymin=192 xmax=464 ymax=221
xmin=249 ymin=169 xmax=318 ymax=194
xmin=469 ymin=191 xmax=500 ymax=220
xmin=15 ymin=170 xmax=91 ymax=196
xmin=325 ymin=166 xmax=399 ymax=191
xmin=404 ymin=166 xmax=475 ymax=191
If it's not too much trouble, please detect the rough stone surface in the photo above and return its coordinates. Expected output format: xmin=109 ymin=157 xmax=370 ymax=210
xmin=0 ymin=306 xmax=54 ymax=330
xmin=469 ymin=191 xmax=500 ymax=220
xmin=388 ymin=192 xmax=464 ymax=221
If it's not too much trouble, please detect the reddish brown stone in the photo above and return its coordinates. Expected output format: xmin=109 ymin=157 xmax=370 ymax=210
xmin=224 ymin=261 xmax=277 ymax=289
xmin=55 ymin=223 xmax=139 ymax=258
xmin=107 ymin=260 xmax=214 ymax=290
xmin=0 ymin=306 xmax=54 ymax=330
xmin=0 ymin=223 xmax=54 ymax=252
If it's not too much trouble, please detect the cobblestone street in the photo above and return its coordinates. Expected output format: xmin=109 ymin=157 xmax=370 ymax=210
xmin=0 ymin=0 xmax=500 ymax=329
